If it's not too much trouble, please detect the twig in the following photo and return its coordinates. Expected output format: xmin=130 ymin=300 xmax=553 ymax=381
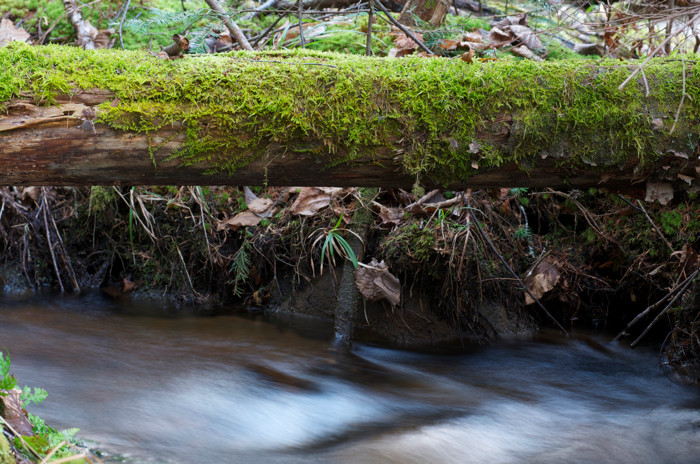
xmin=242 ymin=0 xmax=278 ymax=20
xmin=613 ymin=282 xmax=679 ymax=342
xmin=251 ymin=13 xmax=286 ymax=47
xmin=630 ymin=268 xmax=698 ymax=348
xmin=49 ymin=201 xmax=80 ymax=293
xmin=118 ymin=0 xmax=132 ymax=50
xmin=464 ymin=196 xmax=569 ymax=336
xmin=63 ymin=0 xmax=96 ymax=49
xmin=374 ymin=0 xmax=434 ymax=55
xmin=40 ymin=190 xmax=64 ymax=293
xmin=670 ymin=52 xmax=687 ymax=134
xmin=297 ymin=0 xmax=306 ymax=48
xmin=366 ymin=0 xmax=374 ymax=55
xmin=618 ymin=11 xmax=700 ymax=91
xmin=636 ymin=199 xmax=674 ymax=253
xmin=204 ymin=0 xmax=254 ymax=51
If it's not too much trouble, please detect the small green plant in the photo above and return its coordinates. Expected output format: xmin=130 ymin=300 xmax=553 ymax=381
xmin=0 ymin=351 xmax=17 ymax=392
xmin=0 ymin=351 xmax=86 ymax=461
xmin=312 ymin=215 xmax=359 ymax=275
xmin=514 ymin=225 xmax=532 ymax=240
xmin=230 ymin=231 xmax=252 ymax=297
xmin=659 ymin=211 xmax=682 ymax=236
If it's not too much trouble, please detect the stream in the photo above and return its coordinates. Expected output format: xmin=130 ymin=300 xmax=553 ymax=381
xmin=1 ymin=291 xmax=699 ymax=463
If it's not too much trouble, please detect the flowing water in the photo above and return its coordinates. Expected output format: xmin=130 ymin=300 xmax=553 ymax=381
xmin=1 ymin=292 xmax=699 ymax=464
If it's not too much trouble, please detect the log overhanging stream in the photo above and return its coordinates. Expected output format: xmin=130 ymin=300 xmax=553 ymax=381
xmin=0 ymin=43 xmax=698 ymax=198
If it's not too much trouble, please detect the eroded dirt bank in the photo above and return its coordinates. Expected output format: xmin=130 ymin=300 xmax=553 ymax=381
xmin=0 ymin=185 xmax=698 ymax=378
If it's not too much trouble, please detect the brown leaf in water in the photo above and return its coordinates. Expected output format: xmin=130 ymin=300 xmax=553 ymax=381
xmin=0 ymin=19 xmax=30 ymax=47
xmin=524 ymin=257 xmax=562 ymax=305
xmin=122 ymin=278 xmax=136 ymax=293
xmin=355 ymin=259 xmax=401 ymax=306
xmin=290 ymin=187 xmax=331 ymax=216
xmin=0 ymin=388 xmax=34 ymax=436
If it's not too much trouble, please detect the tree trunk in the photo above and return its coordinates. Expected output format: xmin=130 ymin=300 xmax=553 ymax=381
xmin=0 ymin=43 xmax=698 ymax=200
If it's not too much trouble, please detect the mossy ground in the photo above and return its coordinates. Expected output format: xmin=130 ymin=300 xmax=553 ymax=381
xmin=1 ymin=42 xmax=698 ymax=186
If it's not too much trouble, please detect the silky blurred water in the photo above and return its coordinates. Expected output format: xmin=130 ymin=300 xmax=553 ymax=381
xmin=1 ymin=292 xmax=699 ymax=463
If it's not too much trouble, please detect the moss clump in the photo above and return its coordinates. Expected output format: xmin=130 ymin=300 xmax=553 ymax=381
xmin=0 ymin=42 xmax=698 ymax=185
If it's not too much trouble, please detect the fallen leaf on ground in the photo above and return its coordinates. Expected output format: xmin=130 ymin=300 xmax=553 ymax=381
xmin=509 ymin=25 xmax=543 ymax=51
xmin=0 ymin=18 xmax=30 ymax=47
xmin=645 ymin=182 xmax=674 ymax=206
xmin=355 ymin=259 xmax=401 ymax=306
xmin=217 ymin=211 xmax=262 ymax=230
xmin=524 ymin=257 xmax=562 ymax=305
xmin=290 ymin=187 xmax=331 ymax=216
xmin=511 ymin=44 xmax=542 ymax=61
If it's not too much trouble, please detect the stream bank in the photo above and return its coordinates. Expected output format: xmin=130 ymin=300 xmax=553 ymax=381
xmin=0 ymin=185 xmax=698 ymax=378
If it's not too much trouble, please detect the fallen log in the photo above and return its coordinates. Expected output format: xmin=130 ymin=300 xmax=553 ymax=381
xmin=0 ymin=43 xmax=698 ymax=199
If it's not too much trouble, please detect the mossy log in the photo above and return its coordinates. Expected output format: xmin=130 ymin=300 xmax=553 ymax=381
xmin=0 ymin=43 xmax=698 ymax=197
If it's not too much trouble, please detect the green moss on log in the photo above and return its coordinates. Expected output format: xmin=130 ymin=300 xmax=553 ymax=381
xmin=1 ymin=43 xmax=698 ymax=184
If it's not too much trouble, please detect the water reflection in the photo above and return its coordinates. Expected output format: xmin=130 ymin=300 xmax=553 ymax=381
xmin=0 ymin=292 xmax=698 ymax=463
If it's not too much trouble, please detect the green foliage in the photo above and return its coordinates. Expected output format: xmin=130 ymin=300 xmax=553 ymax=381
xmin=89 ymin=186 xmax=117 ymax=215
xmin=320 ymin=215 xmax=358 ymax=270
xmin=230 ymin=231 xmax=252 ymax=297
xmin=20 ymin=386 xmax=48 ymax=406
xmin=383 ymin=222 xmax=435 ymax=265
xmin=0 ymin=352 xmax=17 ymax=392
xmin=659 ymin=211 xmax=682 ymax=236
xmin=0 ymin=351 xmax=82 ymax=461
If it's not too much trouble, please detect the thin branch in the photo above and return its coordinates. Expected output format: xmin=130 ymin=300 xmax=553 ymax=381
xmin=630 ymin=269 xmax=698 ymax=348
xmin=670 ymin=52 xmax=687 ymax=134
xmin=618 ymin=11 xmax=700 ymax=91
xmin=636 ymin=199 xmax=674 ymax=253
xmin=204 ymin=0 xmax=254 ymax=51
xmin=366 ymin=0 xmax=374 ymax=55
xmin=63 ymin=0 xmax=96 ymax=49
xmin=118 ymin=0 xmax=132 ymax=50
xmin=40 ymin=189 xmax=64 ymax=293
xmin=374 ymin=0 xmax=434 ymax=55
xmin=298 ymin=0 xmax=306 ymax=48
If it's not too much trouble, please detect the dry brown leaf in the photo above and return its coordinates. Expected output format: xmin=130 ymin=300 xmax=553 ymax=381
xmin=509 ymin=25 xmax=543 ymax=51
xmin=461 ymin=49 xmax=475 ymax=63
xmin=122 ymin=278 xmax=137 ymax=293
xmin=511 ymin=45 xmax=542 ymax=61
xmin=290 ymin=187 xmax=331 ymax=216
xmin=217 ymin=211 xmax=262 ymax=230
xmin=354 ymin=259 xmax=401 ymax=306
xmin=645 ymin=182 xmax=674 ymax=205
xmin=461 ymin=31 xmax=484 ymax=43
xmin=0 ymin=18 xmax=30 ymax=47
xmin=492 ymin=13 xmax=528 ymax=30
xmin=524 ymin=258 xmax=562 ymax=305
xmin=394 ymin=32 xmax=423 ymax=49
xmin=21 ymin=186 xmax=41 ymax=204
xmin=94 ymin=28 xmax=115 ymax=49
xmin=373 ymin=201 xmax=403 ymax=226
xmin=0 ymin=388 xmax=34 ymax=436
xmin=487 ymin=27 xmax=514 ymax=48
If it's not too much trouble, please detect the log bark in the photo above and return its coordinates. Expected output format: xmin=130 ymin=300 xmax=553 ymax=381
xmin=0 ymin=43 xmax=698 ymax=199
